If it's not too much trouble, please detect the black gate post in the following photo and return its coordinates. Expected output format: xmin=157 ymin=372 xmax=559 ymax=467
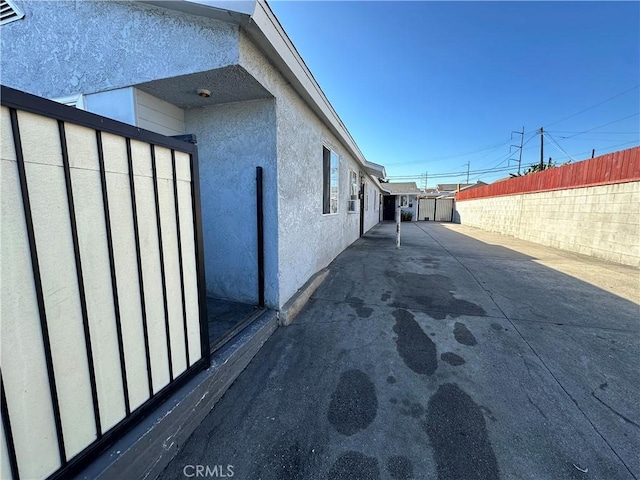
xmin=256 ymin=167 xmax=265 ymax=308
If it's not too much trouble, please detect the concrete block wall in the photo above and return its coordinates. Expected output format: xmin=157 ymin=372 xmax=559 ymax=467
xmin=456 ymin=181 xmax=640 ymax=267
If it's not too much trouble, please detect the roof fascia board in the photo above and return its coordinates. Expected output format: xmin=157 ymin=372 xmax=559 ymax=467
xmin=140 ymin=0 xmax=255 ymax=24
xmin=365 ymin=161 xmax=386 ymax=179
xmin=248 ymin=1 xmax=374 ymax=174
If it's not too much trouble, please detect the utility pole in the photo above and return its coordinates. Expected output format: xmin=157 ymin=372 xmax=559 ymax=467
xmin=466 ymin=161 xmax=470 ymax=184
xmin=510 ymin=127 xmax=525 ymax=175
xmin=517 ymin=126 xmax=524 ymax=175
xmin=539 ymin=127 xmax=544 ymax=170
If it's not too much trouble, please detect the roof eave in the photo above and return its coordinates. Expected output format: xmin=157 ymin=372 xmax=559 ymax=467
xmin=139 ymin=0 xmax=383 ymax=185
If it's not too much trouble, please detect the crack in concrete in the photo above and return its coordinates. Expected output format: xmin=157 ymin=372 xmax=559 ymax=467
xmin=526 ymin=392 xmax=549 ymax=421
xmin=509 ymin=316 xmax=638 ymax=334
xmin=591 ymin=391 xmax=640 ymax=430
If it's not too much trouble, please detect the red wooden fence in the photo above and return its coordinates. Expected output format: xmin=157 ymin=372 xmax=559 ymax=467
xmin=456 ymin=146 xmax=639 ymax=201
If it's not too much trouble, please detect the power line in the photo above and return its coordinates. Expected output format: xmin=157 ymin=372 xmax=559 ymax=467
xmin=544 ymin=131 xmax=577 ymax=162
xmin=545 ymin=83 xmax=640 ymax=128
xmin=546 ymin=140 xmax=639 ymax=162
xmin=389 ymin=137 xmax=640 ymax=184
xmin=546 ymin=130 xmax=638 ymax=135
xmin=556 ymin=112 xmax=640 ymax=140
xmin=387 ymin=164 xmax=517 ymax=180
xmin=384 ymin=137 xmax=512 ymax=166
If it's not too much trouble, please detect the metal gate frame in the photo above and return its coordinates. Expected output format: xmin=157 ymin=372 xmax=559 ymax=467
xmin=418 ymin=198 xmax=455 ymax=222
xmin=1 ymin=86 xmax=210 ymax=480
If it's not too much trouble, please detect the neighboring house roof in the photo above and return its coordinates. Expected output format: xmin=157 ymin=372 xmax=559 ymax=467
xmin=364 ymin=160 xmax=386 ymax=180
xmin=436 ymin=181 xmax=487 ymax=192
xmin=422 ymin=188 xmax=441 ymax=198
xmin=141 ymin=0 xmax=383 ymax=184
xmin=384 ymin=182 xmax=423 ymax=195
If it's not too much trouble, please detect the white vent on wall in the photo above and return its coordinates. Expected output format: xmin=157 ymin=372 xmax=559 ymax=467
xmin=0 ymin=0 xmax=24 ymax=25
xmin=52 ymin=94 xmax=86 ymax=110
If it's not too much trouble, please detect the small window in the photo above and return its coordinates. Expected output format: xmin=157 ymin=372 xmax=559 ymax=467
xmin=348 ymin=170 xmax=358 ymax=212
xmin=323 ymin=146 xmax=339 ymax=214
xmin=1 ymin=0 xmax=24 ymax=25
xmin=349 ymin=170 xmax=358 ymax=199
xmin=400 ymin=195 xmax=408 ymax=207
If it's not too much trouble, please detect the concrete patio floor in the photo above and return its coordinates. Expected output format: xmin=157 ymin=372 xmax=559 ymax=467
xmin=158 ymin=221 xmax=639 ymax=480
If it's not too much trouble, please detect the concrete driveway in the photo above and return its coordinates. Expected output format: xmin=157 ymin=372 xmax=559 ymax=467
xmin=159 ymin=221 xmax=639 ymax=480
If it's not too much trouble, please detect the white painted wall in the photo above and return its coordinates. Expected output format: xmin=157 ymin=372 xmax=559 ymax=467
xmin=81 ymin=87 xmax=187 ymax=137
xmin=401 ymin=195 xmax=419 ymax=222
xmin=363 ymin=179 xmax=381 ymax=232
xmin=135 ymin=90 xmax=186 ymax=136
xmin=456 ymin=182 xmax=640 ymax=267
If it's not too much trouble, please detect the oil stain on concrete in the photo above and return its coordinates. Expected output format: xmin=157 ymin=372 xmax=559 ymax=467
xmin=454 ymin=322 xmax=478 ymax=346
xmin=328 ymin=369 xmax=378 ymax=436
xmin=440 ymin=352 xmax=466 ymax=366
xmin=392 ymin=309 xmax=438 ymax=375
xmin=329 ymin=452 xmax=380 ymax=480
xmin=386 ymin=271 xmax=485 ymax=320
xmin=425 ymin=383 xmax=499 ymax=480
xmin=387 ymin=455 xmax=414 ymax=480
xmin=346 ymin=296 xmax=374 ymax=318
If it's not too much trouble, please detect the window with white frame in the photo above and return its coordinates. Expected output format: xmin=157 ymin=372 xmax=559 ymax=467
xmin=348 ymin=170 xmax=358 ymax=212
xmin=349 ymin=170 xmax=358 ymax=199
xmin=400 ymin=195 xmax=408 ymax=207
xmin=323 ymin=146 xmax=339 ymax=214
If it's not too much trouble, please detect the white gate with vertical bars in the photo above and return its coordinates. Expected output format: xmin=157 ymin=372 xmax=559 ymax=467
xmin=0 ymin=86 xmax=209 ymax=480
xmin=418 ymin=198 xmax=455 ymax=222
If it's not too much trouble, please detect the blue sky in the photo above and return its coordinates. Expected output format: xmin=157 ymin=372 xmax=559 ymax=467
xmin=269 ymin=1 xmax=640 ymax=187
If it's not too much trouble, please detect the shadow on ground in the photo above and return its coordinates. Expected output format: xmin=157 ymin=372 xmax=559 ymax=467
xmin=159 ymin=221 xmax=639 ymax=480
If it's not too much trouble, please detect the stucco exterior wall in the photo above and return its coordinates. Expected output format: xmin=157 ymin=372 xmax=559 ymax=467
xmin=455 ymin=181 xmax=640 ymax=267
xmin=363 ymin=180 xmax=382 ymax=231
xmin=185 ymin=99 xmax=279 ymax=307
xmin=238 ymin=31 xmax=383 ymax=306
xmin=0 ymin=0 xmax=238 ymax=99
